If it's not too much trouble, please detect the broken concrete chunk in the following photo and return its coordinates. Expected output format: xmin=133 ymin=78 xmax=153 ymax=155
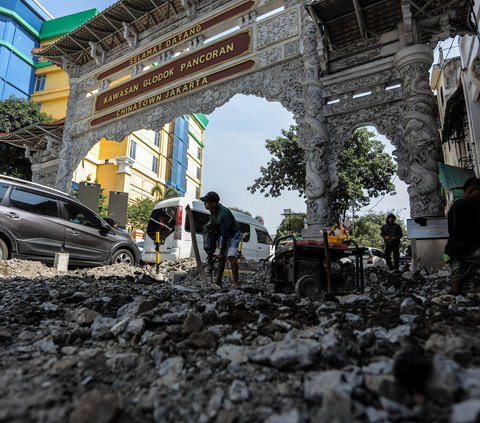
xmin=228 ymin=380 xmax=249 ymax=402
xmin=450 ymin=399 xmax=480 ymax=423
xmin=248 ymin=339 xmax=321 ymax=369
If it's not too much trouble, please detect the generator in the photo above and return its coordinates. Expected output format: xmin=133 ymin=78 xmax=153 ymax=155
xmin=265 ymin=236 xmax=365 ymax=298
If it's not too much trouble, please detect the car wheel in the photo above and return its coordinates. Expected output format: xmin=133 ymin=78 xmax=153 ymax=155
xmin=0 ymin=238 xmax=8 ymax=260
xmin=111 ymin=249 xmax=134 ymax=266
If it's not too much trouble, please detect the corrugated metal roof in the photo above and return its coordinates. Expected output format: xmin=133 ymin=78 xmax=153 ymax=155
xmin=36 ymin=0 xmax=185 ymax=66
xmin=0 ymin=119 xmax=65 ymax=150
xmin=308 ymin=0 xmax=474 ymax=50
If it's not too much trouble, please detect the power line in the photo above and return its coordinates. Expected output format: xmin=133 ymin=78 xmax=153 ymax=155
xmin=363 ymin=174 xmax=398 ymax=213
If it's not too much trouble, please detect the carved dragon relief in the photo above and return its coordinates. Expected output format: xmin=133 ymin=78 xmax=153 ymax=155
xmin=299 ymin=8 xmax=332 ymax=228
xmin=395 ymin=59 xmax=444 ymax=217
xmin=322 ymin=69 xmax=400 ymax=97
xmin=257 ymin=9 xmax=299 ymax=50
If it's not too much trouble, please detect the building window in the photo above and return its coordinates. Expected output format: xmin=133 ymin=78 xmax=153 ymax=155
xmin=154 ymin=132 xmax=160 ymax=147
xmin=197 ymin=147 xmax=202 ymax=161
xmin=195 ymin=186 xmax=200 ymax=199
xmin=129 ymin=141 xmax=137 ymax=160
xmin=152 ymin=156 xmax=159 ymax=174
xmin=196 ymin=166 xmax=201 ymax=180
xmin=35 ymin=74 xmax=46 ymax=92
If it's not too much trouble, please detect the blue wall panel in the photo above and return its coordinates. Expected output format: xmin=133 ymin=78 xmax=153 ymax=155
xmin=0 ymin=46 xmax=10 ymax=78
xmin=2 ymin=80 xmax=28 ymax=99
xmin=167 ymin=116 xmax=190 ymax=194
xmin=0 ymin=17 xmax=7 ymax=39
xmin=2 ymin=0 xmax=47 ymax=32
xmin=6 ymin=53 xmax=33 ymax=93
xmin=13 ymin=23 xmax=36 ymax=54
xmin=0 ymin=0 xmax=43 ymax=101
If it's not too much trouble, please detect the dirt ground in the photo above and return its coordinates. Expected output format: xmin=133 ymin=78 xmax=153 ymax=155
xmin=0 ymin=259 xmax=480 ymax=423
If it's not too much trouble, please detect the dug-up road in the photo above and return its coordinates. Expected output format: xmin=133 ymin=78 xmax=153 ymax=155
xmin=1 ymin=258 xmax=480 ymax=423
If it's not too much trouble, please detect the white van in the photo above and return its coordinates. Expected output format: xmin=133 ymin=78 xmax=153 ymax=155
xmin=142 ymin=197 xmax=273 ymax=263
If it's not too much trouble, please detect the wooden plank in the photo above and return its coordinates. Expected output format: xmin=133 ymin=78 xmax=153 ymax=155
xmin=186 ymin=205 xmax=208 ymax=287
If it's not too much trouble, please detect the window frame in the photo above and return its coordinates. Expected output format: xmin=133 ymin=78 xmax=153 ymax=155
xmin=7 ymin=187 xmax=60 ymax=218
xmin=255 ymin=228 xmax=273 ymax=245
xmin=60 ymin=200 xmax=103 ymax=230
xmin=239 ymin=222 xmax=250 ymax=243
xmin=34 ymin=74 xmax=47 ymax=92
xmin=152 ymin=156 xmax=159 ymax=174
xmin=129 ymin=140 xmax=137 ymax=160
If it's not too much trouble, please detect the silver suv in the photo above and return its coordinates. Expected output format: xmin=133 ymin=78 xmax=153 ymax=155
xmin=0 ymin=175 xmax=139 ymax=267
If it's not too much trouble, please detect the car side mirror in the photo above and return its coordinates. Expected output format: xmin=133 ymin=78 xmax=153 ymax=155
xmin=99 ymin=224 xmax=111 ymax=235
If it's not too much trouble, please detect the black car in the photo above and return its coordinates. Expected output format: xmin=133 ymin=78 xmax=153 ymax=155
xmin=0 ymin=175 xmax=139 ymax=266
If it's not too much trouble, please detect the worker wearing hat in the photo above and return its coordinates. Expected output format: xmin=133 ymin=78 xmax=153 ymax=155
xmin=200 ymin=191 xmax=241 ymax=287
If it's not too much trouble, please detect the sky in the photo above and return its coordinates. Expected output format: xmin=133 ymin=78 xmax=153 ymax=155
xmin=40 ymin=0 xmax=441 ymax=233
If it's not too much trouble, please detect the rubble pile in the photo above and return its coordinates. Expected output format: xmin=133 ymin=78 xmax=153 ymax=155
xmin=0 ymin=261 xmax=480 ymax=423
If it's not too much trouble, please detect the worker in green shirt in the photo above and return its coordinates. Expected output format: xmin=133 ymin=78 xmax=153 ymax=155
xmin=200 ymin=191 xmax=241 ymax=287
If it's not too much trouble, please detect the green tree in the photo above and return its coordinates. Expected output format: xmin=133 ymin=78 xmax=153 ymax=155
xmin=248 ymin=126 xmax=397 ymax=224
xmin=127 ymin=197 xmax=157 ymax=232
xmin=350 ymin=212 xmax=407 ymax=250
xmin=229 ymin=207 xmax=252 ymax=216
xmin=0 ymin=97 xmax=53 ymax=179
xmin=254 ymin=215 xmax=265 ymax=225
xmin=151 ymin=183 xmax=179 ymax=201
xmin=276 ymin=212 xmax=306 ymax=238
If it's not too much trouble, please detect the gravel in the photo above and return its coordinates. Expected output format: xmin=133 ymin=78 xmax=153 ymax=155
xmin=0 ymin=259 xmax=480 ymax=422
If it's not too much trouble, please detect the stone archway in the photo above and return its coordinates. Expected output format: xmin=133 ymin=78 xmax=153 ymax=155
xmin=35 ymin=0 xmax=470 ymax=235
xmin=324 ymin=45 xmax=444 ymax=219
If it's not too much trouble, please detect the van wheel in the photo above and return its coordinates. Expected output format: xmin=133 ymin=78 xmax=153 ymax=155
xmin=111 ymin=249 xmax=134 ymax=266
xmin=0 ymin=239 xmax=9 ymax=260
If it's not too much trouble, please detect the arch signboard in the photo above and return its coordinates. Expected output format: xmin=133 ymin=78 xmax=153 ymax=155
xmin=67 ymin=0 xmax=303 ymax=148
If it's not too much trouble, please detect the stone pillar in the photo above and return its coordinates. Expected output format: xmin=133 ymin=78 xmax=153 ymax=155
xmin=299 ymin=10 xmax=332 ymax=238
xmin=394 ymin=45 xmax=444 ymax=218
xmin=55 ymin=78 xmax=79 ymax=193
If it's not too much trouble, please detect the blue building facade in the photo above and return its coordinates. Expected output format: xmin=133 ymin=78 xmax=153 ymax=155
xmin=167 ymin=115 xmax=190 ymax=195
xmin=0 ymin=0 xmax=51 ymax=100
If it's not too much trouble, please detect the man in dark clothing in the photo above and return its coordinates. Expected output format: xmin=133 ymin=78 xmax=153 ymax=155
xmin=444 ymin=178 xmax=480 ymax=295
xmin=381 ymin=213 xmax=403 ymax=271
xmin=200 ymin=191 xmax=241 ymax=287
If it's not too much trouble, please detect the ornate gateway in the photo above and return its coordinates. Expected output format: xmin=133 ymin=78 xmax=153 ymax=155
xmin=37 ymin=0 xmax=474 ymax=234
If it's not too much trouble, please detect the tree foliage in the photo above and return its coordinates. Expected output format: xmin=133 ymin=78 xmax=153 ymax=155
xmin=0 ymin=97 xmax=53 ymax=179
xmin=229 ymin=207 xmax=252 ymax=216
xmin=151 ymin=183 xmax=179 ymax=201
xmin=127 ymin=197 xmax=157 ymax=232
xmin=275 ymin=212 xmax=306 ymax=239
xmin=350 ymin=212 xmax=407 ymax=250
xmin=248 ymin=126 xmax=397 ymax=223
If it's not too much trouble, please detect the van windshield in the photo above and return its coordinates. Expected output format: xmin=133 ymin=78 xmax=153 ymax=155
xmin=146 ymin=206 xmax=177 ymax=240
